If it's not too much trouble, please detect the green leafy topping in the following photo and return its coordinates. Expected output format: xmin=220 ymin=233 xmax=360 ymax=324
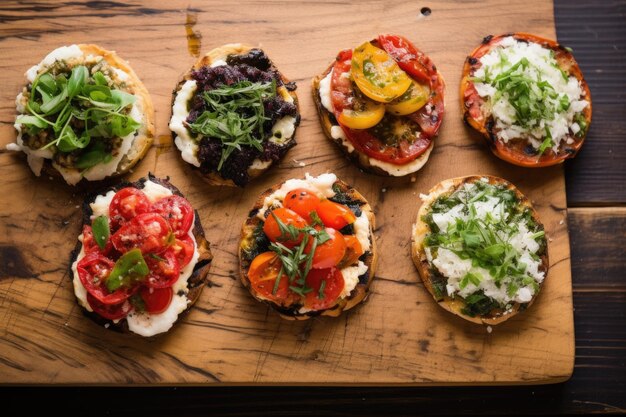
xmin=18 ymin=65 xmax=140 ymax=170
xmin=91 ymin=215 xmax=110 ymax=250
xmin=267 ymin=213 xmax=331 ymax=296
xmin=187 ymin=80 xmax=276 ymax=171
xmin=574 ymin=113 xmax=588 ymax=137
xmin=423 ymin=181 xmax=547 ymax=313
xmin=318 ymin=280 xmax=327 ymax=300
xmin=106 ymin=249 xmax=149 ymax=292
xmin=461 ymin=291 xmax=502 ymax=317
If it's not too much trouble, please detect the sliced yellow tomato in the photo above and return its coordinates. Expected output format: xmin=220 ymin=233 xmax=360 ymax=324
xmin=385 ymin=79 xmax=430 ymax=116
xmin=338 ymin=98 xmax=385 ymax=129
xmin=351 ymin=41 xmax=412 ymax=103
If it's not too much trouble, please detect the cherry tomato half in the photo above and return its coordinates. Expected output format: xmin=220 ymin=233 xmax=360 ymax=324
xmin=338 ymin=235 xmax=364 ymax=268
xmin=111 ymin=213 xmax=171 ymax=254
xmin=262 ymin=208 xmax=307 ymax=247
xmin=307 ymin=228 xmax=347 ymax=269
xmin=86 ymin=293 xmax=133 ymax=320
xmin=248 ymin=252 xmax=298 ymax=305
xmin=304 ymin=267 xmax=345 ymax=310
xmin=109 ymin=188 xmax=151 ymax=231
xmin=144 ymin=250 xmax=180 ymax=289
xmin=151 ymin=195 xmax=194 ymax=238
xmin=139 ymin=286 xmax=173 ymax=314
xmin=169 ymin=235 xmax=195 ymax=269
xmin=316 ymin=200 xmax=356 ymax=230
xmin=284 ymin=189 xmax=321 ymax=223
xmin=77 ymin=253 xmax=136 ymax=305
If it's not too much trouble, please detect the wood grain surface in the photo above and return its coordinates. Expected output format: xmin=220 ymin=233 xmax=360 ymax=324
xmin=0 ymin=0 xmax=575 ymax=384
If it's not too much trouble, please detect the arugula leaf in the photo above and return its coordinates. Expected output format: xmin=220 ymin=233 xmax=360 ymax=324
xmin=19 ymin=64 xmax=140 ymax=165
xmin=67 ymin=65 xmax=88 ymax=98
xmin=75 ymin=141 xmax=113 ymax=170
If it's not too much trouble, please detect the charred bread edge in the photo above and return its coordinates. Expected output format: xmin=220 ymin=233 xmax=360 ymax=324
xmin=37 ymin=44 xmax=155 ymax=181
xmin=170 ymin=43 xmax=300 ymax=187
xmin=68 ymin=173 xmax=213 ymax=334
xmin=460 ymin=33 xmax=592 ymax=165
xmin=238 ymin=178 xmax=377 ymax=320
xmin=311 ymin=44 xmax=442 ymax=177
xmin=411 ymin=175 xmax=549 ymax=325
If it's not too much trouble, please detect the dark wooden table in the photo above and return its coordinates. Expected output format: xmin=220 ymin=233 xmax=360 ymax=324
xmin=3 ymin=0 xmax=625 ymax=414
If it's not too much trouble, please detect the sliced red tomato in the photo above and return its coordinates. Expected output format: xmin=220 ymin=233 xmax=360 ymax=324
xmin=377 ymin=34 xmax=432 ymax=84
xmin=304 ymin=268 xmax=345 ymax=310
xmin=262 ymin=208 xmax=307 ymax=247
xmin=86 ymin=293 xmax=133 ymax=320
xmin=111 ymin=213 xmax=171 ymax=254
xmin=169 ymin=235 xmax=195 ymax=268
xmin=377 ymin=35 xmax=445 ymax=138
xmin=139 ymin=286 xmax=174 ymax=314
xmin=109 ymin=188 xmax=151 ymax=230
xmin=248 ymin=252 xmax=298 ymax=305
xmin=151 ymin=195 xmax=194 ymax=238
xmin=144 ymin=250 xmax=180 ymax=289
xmin=330 ymin=49 xmax=433 ymax=165
xmin=316 ymin=200 xmax=356 ymax=230
xmin=284 ymin=189 xmax=321 ymax=223
xmin=77 ymin=253 xmax=136 ymax=305
xmin=306 ymin=228 xmax=347 ymax=269
xmin=338 ymin=235 xmax=364 ymax=268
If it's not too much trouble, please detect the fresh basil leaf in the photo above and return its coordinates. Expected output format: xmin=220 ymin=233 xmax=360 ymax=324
xmin=68 ymin=65 xmax=88 ymax=98
xmin=106 ymin=248 xmax=149 ymax=292
xmin=92 ymin=215 xmax=110 ymax=250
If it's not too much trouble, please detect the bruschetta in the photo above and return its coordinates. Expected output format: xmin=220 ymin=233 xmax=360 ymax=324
xmin=312 ymin=34 xmax=444 ymax=177
xmin=9 ymin=44 xmax=154 ymax=185
xmin=70 ymin=174 xmax=212 ymax=336
xmin=461 ymin=33 xmax=592 ymax=167
xmin=411 ymin=176 xmax=548 ymax=325
xmin=239 ymin=173 xmax=377 ymax=319
xmin=169 ymin=44 xmax=300 ymax=187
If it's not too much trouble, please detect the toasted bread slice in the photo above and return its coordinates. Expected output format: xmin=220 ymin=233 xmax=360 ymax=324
xmin=13 ymin=44 xmax=154 ymax=185
xmin=239 ymin=175 xmax=377 ymax=319
xmin=460 ymin=33 xmax=592 ymax=167
xmin=312 ymin=36 xmax=444 ymax=177
xmin=170 ymin=44 xmax=299 ymax=187
xmin=411 ymin=175 xmax=549 ymax=325
xmin=69 ymin=174 xmax=212 ymax=335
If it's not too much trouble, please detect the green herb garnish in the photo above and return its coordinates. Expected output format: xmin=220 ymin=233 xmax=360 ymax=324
xmin=91 ymin=215 xmax=110 ymax=250
xmin=187 ymin=79 xmax=276 ymax=170
xmin=423 ymin=181 xmax=547 ymax=313
xmin=267 ymin=213 xmax=331 ymax=296
xmin=106 ymin=249 xmax=149 ymax=292
xmin=17 ymin=65 xmax=140 ymax=171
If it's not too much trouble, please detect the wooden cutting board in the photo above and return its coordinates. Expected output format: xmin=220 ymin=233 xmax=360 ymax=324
xmin=0 ymin=0 xmax=574 ymax=384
